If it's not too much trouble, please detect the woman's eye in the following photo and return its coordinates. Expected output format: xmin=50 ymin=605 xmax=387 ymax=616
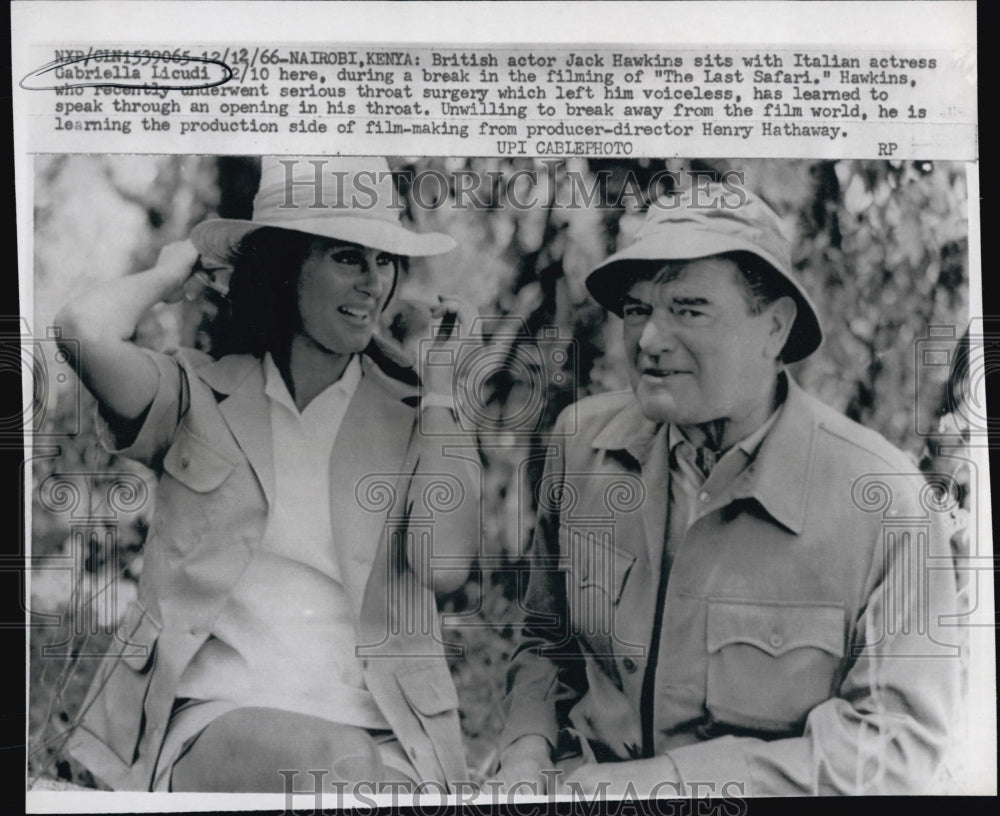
xmin=331 ymin=251 xmax=362 ymax=265
xmin=376 ymin=254 xmax=396 ymax=267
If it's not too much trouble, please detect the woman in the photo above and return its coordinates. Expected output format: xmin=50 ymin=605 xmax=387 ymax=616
xmin=58 ymin=156 xmax=480 ymax=793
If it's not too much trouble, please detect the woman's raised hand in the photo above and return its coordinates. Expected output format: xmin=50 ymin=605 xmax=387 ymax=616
xmin=155 ymin=239 xmax=201 ymax=303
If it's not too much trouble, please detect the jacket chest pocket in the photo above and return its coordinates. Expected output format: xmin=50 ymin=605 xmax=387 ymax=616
xmin=564 ymin=529 xmax=636 ymax=640
xmin=162 ymin=424 xmax=236 ymax=493
xmin=90 ymin=602 xmax=162 ymax=766
xmin=705 ymin=599 xmax=845 ymax=734
xmin=156 ymin=424 xmax=238 ymax=556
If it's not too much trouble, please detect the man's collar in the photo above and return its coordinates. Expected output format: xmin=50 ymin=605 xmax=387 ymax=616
xmin=591 ymin=398 xmax=661 ymax=465
xmin=592 ymin=374 xmax=816 ymax=534
xmin=666 ymin=400 xmax=784 ymax=460
xmin=736 ymin=377 xmax=815 ymax=534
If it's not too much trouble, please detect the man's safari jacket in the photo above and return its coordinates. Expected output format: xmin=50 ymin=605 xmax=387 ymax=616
xmin=67 ymin=341 xmax=479 ymax=791
xmin=501 ymin=377 xmax=960 ymax=795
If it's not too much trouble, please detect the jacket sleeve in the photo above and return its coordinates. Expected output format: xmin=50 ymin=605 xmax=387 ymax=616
xmin=404 ymin=403 xmax=482 ymax=595
xmin=93 ymin=348 xmax=186 ymax=472
xmin=499 ymin=407 xmax=589 ymax=754
xmin=665 ymin=480 xmax=962 ymax=796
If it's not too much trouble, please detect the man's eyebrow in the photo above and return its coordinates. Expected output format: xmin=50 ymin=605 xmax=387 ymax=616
xmin=672 ymin=296 xmax=711 ymax=306
xmin=622 ymin=293 xmax=647 ymax=305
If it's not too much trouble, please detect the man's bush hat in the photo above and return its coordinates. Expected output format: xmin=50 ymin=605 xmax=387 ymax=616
xmin=586 ymin=184 xmax=823 ymax=363
xmin=191 ymin=156 xmax=456 ymax=263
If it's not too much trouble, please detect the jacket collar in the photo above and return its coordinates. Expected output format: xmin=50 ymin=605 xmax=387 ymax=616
xmin=591 ymin=399 xmax=661 ymax=465
xmin=193 ymin=338 xmax=419 ymax=401
xmin=738 ymin=376 xmax=814 ymax=534
xmin=192 ymin=351 xmax=259 ymax=396
xmin=189 ymin=343 xmax=419 ymax=510
xmin=591 ymin=374 xmax=816 ymax=535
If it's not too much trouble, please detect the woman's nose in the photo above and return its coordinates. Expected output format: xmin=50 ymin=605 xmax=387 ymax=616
xmin=356 ymin=252 xmax=383 ymax=295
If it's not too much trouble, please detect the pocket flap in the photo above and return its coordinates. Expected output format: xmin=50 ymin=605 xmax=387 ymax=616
xmin=565 ymin=531 xmax=636 ymax=604
xmin=114 ymin=603 xmax=161 ymax=672
xmin=396 ymin=664 xmax=460 ymax=716
xmin=163 ymin=424 xmax=236 ymax=492
xmin=707 ymin=600 xmax=845 ymax=658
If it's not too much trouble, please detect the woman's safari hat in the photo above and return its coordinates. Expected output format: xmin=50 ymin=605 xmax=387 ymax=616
xmin=191 ymin=156 xmax=456 ymax=263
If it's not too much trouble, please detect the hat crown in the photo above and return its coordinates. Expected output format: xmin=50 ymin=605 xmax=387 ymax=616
xmin=189 ymin=155 xmax=456 ymax=261
xmin=584 ymin=180 xmax=824 ymax=363
xmin=637 ymin=184 xmax=792 ymax=273
xmin=252 ymin=155 xmax=401 ymax=229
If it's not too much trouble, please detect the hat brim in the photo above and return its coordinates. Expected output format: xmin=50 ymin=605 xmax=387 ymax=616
xmin=586 ymin=230 xmax=823 ymax=363
xmin=190 ymin=216 xmax=456 ymax=265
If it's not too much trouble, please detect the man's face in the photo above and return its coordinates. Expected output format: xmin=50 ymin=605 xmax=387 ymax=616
xmin=295 ymin=238 xmax=398 ymax=355
xmin=623 ymin=256 xmax=783 ymax=428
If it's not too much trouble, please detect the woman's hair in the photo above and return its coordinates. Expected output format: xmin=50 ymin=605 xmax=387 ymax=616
xmin=209 ymin=227 xmax=401 ymax=360
xmin=210 ymin=227 xmax=312 ymax=358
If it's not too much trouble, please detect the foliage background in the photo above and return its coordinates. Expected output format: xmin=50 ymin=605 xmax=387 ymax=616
xmin=27 ymin=156 xmax=973 ymax=787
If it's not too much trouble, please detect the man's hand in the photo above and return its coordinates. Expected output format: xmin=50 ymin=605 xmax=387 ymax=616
xmin=558 ymin=756 xmax=683 ymax=799
xmin=496 ymin=735 xmax=555 ymax=795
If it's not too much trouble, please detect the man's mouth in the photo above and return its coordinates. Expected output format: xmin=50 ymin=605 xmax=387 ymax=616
xmin=641 ymin=368 xmax=689 ymax=379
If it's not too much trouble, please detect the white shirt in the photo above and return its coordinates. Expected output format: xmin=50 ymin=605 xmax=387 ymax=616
xmin=260 ymin=352 xmax=362 ymax=580
xmin=177 ymin=353 xmax=390 ymax=729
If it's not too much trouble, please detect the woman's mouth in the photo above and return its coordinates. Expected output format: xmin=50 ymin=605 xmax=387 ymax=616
xmin=337 ymin=305 xmax=373 ymax=326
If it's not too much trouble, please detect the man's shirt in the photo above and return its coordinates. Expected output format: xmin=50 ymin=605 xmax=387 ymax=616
xmin=667 ymin=406 xmax=783 ymax=553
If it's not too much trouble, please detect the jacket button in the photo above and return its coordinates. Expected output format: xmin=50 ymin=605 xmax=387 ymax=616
xmin=180 ymin=456 xmax=190 ymax=469
xmin=696 ymin=717 xmax=722 ymax=739
xmin=698 ymin=491 xmax=710 ymax=503
xmin=769 ymin=632 xmax=784 ymax=649
xmin=623 ymin=657 xmax=638 ymax=673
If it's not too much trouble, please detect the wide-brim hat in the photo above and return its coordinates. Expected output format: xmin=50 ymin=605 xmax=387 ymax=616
xmin=586 ymin=185 xmax=823 ymax=363
xmin=191 ymin=156 xmax=456 ymax=263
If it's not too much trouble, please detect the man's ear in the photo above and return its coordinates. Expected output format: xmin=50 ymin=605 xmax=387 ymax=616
xmin=764 ymin=295 xmax=797 ymax=360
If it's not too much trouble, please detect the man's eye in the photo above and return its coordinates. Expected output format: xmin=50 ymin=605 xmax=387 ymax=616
xmin=672 ymin=305 xmax=704 ymax=318
xmin=622 ymin=303 xmax=652 ymax=320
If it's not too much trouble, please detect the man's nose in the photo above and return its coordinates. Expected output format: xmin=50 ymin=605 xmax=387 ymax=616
xmin=637 ymin=311 xmax=676 ymax=356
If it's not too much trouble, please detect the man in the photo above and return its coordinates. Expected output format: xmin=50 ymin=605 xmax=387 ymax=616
xmin=61 ymin=157 xmax=479 ymax=791
xmin=499 ymin=183 xmax=960 ymax=796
